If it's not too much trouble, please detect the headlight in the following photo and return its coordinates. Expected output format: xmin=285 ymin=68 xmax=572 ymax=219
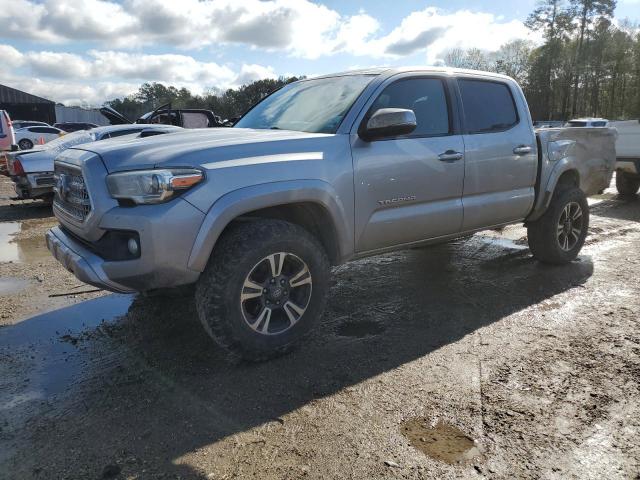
xmin=106 ymin=168 xmax=203 ymax=204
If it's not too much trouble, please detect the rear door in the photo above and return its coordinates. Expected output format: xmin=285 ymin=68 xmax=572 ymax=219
xmin=457 ymin=77 xmax=537 ymax=230
xmin=351 ymin=75 xmax=465 ymax=253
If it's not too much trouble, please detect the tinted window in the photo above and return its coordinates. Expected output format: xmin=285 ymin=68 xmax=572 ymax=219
xmin=458 ymin=80 xmax=518 ymax=134
xmin=592 ymin=121 xmax=606 ymax=127
xmin=368 ymin=78 xmax=450 ymax=137
xmin=30 ymin=127 xmax=59 ymax=134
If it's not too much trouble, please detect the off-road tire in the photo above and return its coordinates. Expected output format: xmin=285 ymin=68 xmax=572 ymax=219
xmin=18 ymin=139 xmax=33 ymax=150
xmin=616 ymin=172 xmax=640 ymax=196
xmin=195 ymin=219 xmax=330 ymax=362
xmin=527 ymin=186 xmax=589 ymax=264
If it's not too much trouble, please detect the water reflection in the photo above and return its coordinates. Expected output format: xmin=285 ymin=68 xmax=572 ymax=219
xmin=0 ymin=222 xmax=50 ymax=263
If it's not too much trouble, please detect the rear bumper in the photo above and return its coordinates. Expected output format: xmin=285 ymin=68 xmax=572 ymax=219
xmin=46 ymin=226 xmax=135 ymax=293
xmin=12 ymin=173 xmax=54 ymax=199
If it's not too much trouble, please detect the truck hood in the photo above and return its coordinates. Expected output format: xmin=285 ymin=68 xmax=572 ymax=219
xmin=73 ymin=128 xmax=335 ymax=173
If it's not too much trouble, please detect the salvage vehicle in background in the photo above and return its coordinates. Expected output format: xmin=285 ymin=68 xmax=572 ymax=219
xmin=15 ymin=125 xmax=65 ymax=150
xmin=54 ymin=122 xmax=100 ymax=133
xmin=565 ymin=118 xmax=609 ymax=127
xmin=5 ymin=124 xmax=181 ymax=200
xmin=101 ymin=103 xmax=223 ymax=129
xmin=610 ymin=120 xmax=640 ymax=196
xmin=46 ymin=68 xmax=617 ymax=362
xmin=0 ymin=110 xmax=16 ymax=152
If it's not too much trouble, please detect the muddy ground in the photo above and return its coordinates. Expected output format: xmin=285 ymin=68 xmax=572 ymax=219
xmin=0 ymin=174 xmax=639 ymax=479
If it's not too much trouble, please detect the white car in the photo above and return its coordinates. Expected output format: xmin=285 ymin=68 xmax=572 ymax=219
xmin=610 ymin=120 xmax=640 ymax=195
xmin=15 ymin=125 xmax=65 ymax=150
xmin=566 ymin=118 xmax=609 ymax=128
xmin=5 ymin=124 xmax=182 ymax=199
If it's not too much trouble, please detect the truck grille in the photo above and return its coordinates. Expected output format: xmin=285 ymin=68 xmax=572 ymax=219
xmin=53 ymin=163 xmax=91 ymax=222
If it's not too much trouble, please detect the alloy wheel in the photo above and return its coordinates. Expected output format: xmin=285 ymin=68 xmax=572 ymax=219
xmin=240 ymin=252 xmax=313 ymax=336
xmin=557 ymin=202 xmax=583 ymax=251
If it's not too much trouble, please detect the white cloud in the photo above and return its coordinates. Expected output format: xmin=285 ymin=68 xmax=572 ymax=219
xmin=1 ymin=1 xmax=538 ymax=60
xmin=0 ymin=0 xmax=537 ymax=61
xmin=354 ymin=8 xmax=539 ymax=63
xmin=0 ymin=2 xmax=545 ymax=105
xmin=235 ymin=64 xmax=277 ymax=85
xmin=0 ymin=0 xmax=365 ymax=58
xmin=0 ymin=45 xmax=277 ymax=105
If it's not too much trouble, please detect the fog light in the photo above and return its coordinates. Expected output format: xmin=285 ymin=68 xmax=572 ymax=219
xmin=127 ymin=238 xmax=139 ymax=256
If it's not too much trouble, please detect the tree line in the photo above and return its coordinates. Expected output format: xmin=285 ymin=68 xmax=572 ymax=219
xmin=106 ymin=0 xmax=639 ymax=123
xmin=105 ymin=77 xmax=301 ymax=123
xmin=445 ymin=0 xmax=639 ymax=121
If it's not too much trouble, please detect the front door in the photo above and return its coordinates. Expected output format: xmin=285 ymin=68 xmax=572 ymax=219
xmin=351 ymin=76 xmax=465 ymax=253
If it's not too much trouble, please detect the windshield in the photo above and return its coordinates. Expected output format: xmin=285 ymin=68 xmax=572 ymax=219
xmin=39 ymin=130 xmax=96 ymax=155
xmin=235 ymin=75 xmax=374 ymax=134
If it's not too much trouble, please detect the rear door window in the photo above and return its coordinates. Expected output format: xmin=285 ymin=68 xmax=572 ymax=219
xmin=458 ymin=79 xmax=518 ymax=134
xmin=182 ymin=112 xmax=210 ymax=128
xmin=30 ymin=127 xmax=58 ymax=134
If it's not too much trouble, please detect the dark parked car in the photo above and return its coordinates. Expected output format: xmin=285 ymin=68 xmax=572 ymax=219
xmin=54 ymin=122 xmax=100 ymax=133
xmin=100 ymin=103 xmax=223 ymax=128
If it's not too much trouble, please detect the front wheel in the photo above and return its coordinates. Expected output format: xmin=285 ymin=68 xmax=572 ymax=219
xmin=527 ymin=187 xmax=589 ymax=264
xmin=616 ymin=172 xmax=640 ymax=196
xmin=195 ymin=219 xmax=330 ymax=362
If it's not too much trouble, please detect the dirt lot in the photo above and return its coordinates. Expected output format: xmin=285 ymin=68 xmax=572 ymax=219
xmin=0 ymin=174 xmax=639 ymax=479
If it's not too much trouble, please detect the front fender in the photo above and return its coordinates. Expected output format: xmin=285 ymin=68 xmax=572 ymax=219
xmin=187 ymin=180 xmax=353 ymax=271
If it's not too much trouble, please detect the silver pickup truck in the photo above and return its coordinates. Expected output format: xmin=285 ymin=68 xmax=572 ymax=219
xmin=45 ymin=68 xmax=617 ymax=361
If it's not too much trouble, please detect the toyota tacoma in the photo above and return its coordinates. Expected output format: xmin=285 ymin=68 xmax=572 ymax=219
xmin=46 ymin=68 xmax=617 ymax=361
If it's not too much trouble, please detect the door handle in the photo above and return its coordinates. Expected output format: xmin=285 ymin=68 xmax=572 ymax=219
xmin=513 ymin=145 xmax=532 ymax=155
xmin=438 ymin=150 xmax=464 ymax=162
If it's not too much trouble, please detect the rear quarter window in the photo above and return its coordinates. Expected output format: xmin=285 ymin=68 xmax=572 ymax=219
xmin=458 ymin=79 xmax=518 ymax=134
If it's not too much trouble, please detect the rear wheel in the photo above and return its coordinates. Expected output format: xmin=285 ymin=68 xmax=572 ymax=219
xmin=616 ymin=172 xmax=640 ymax=196
xmin=195 ymin=219 xmax=330 ymax=362
xmin=18 ymin=139 xmax=33 ymax=150
xmin=527 ymin=186 xmax=589 ymax=264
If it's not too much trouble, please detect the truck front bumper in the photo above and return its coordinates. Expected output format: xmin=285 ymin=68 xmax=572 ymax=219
xmin=46 ymin=226 xmax=135 ymax=293
xmin=47 ymin=198 xmax=206 ymax=293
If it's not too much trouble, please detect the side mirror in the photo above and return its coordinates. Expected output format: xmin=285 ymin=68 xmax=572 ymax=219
xmin=359 ymin=108 xmax=417 ymax=141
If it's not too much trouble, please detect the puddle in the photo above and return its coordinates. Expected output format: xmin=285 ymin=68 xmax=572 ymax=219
xmin=0 ymin=294 xmax=134 ymax=397
xmin=0 ymin=277 xmax=30 ymax=295
xmin=588 ymin=192 xmax=617 ymax=206
xmin=401 ymin=418 xmax=482 ymax=464
xmin=475 ymin=235 xmax=528 ymax=251
xmin=0 ymin=221 xmax=51 ymax=263
xmin=336 ymin=320 xmax=385 ymax=338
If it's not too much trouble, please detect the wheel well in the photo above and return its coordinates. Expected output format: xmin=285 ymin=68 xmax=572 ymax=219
xmin=556 ymin=170 xmax=580 ymax=190
xmin=223 ymin=202 xmax=341 ymax=264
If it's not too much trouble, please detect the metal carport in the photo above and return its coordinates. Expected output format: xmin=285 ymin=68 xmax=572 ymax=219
xmin=0 ymin=84 xmax=56 ymax=124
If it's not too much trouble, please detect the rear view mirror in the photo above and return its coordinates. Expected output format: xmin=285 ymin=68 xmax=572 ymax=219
xmin=359 ymin=108 xmax=417 ymax=141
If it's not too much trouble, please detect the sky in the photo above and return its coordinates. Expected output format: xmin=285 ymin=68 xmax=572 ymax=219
xmin=0 ymin=0 xmax=638 ymax=106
